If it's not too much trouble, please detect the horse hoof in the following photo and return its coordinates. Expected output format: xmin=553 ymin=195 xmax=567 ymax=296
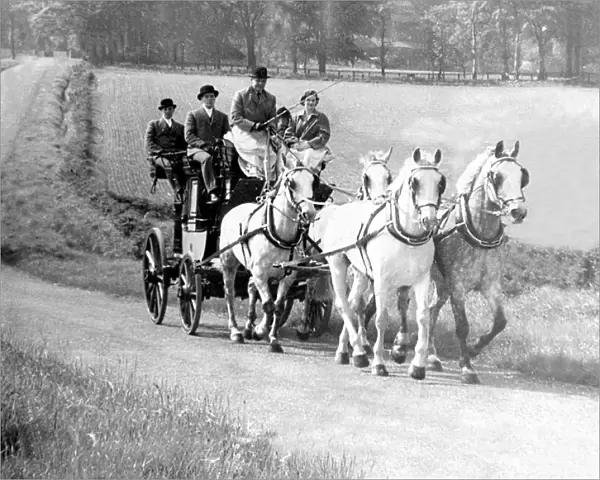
xmin=372 ymin=364 xmax=388 ymax=377
xmin=428 ymin=359 xmax=444 ymax=372
xmin=335 ymin=352 xmax=350 ymax=365
xmin=461 ymin=371 xmax=481 ymax=384
xmin=295 ymin=330 xmax=310 ymax=342
xmin=391 ymin=345 xmax=407 ymax=364
xmin=243 ymin=328 xmax=253 ymax=340
xmin=269 ymin=343 xmax=284 ymax=354
xmin=230 ymin=333 xmax=244 ymax=344
xmin=252 ymin=331 xmax=264 ymax=342
xmin=352 ymin=354 xmax=370 ymax=369
xmin=409 ymin=365 xmax=426 ymax=381
xmin=363 ymin=344 xmax=373 ymax=356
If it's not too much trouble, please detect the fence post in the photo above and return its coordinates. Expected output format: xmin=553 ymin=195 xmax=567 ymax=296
xmin=487 ymin=72 xmax=490 ymax=81
xmin=352 ymin=70 xmax=356 ymax=81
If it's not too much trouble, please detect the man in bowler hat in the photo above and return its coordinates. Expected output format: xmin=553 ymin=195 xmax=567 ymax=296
xmin=185 ymin=85 xmax=230 ymax=203
xmin=145 ymin=98 xmax=187 ymax=201
xmin=230 ymin=66 xmax=280 ymax=133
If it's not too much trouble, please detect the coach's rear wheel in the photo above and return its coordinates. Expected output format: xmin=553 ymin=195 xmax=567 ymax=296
xmin=142 ymin=228 xmax=169 ymax=325
xmin=178 ymin=255 xmax=202 ymax=335
xmin=304 ymin=297 xmax=333 ymax=338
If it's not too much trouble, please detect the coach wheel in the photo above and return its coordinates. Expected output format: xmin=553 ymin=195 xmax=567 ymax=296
xmin=178 ymin=254 xmax=202 ymax=335
xmin=305 ymin=297 xmax=333 ymax=338
xmin=142 ymin=228 xmax=169 ymax=325
xmin=277 ymin=298 xmax=295 ymax=328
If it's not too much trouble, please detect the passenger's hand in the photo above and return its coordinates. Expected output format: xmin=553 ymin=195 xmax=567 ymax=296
xmin=214 ymin=138 xmax=224 ymax=147
xmin=253 ymin=122 xmax=268 ymax=132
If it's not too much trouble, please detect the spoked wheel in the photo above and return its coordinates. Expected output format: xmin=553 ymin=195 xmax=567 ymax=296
xmin=277 ymin=298 xmax=295 ymax=328
xmin=305 ymin=297 xmax=333 ymax=338
xmin=178 ymin=254 xmax=202 ymax=335
xmin=142 ymin=228 xmax=169 ymax=325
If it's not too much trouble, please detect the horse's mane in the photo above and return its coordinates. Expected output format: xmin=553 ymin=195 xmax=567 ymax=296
xmin=455 ymin=146 xmax=496 ymax=195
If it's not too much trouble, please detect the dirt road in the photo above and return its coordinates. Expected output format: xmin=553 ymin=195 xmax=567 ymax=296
xmin=1 ymin=58 xmax=598 ymax=479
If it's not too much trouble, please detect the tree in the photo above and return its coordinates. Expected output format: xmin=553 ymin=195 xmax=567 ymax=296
xmin=522 ymin=0 xmax=558 ymax=80
xmin=233 ymin=1 xmax=267 ymax=70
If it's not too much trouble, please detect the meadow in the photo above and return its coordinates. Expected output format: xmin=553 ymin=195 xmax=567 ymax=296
xmin=1 ymin=61 xmax=599 ymax=389
xmin=96 ymin=67 xmax=599 ymax=250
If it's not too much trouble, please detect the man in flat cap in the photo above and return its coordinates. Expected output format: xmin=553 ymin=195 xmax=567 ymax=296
xmin=145 ymin=98 xmax=187 ymax=200
xmin=185 ymin=85 xmax=230 ymax=203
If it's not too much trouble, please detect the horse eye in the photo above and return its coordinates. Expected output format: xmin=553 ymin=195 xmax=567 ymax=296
xmin=521 ymin=168 xmax=530 ymax=188
xmin=410 ymin=177 xmax=419 ymax=190
xmin=288 ymin=179 xmax=296 ymax=190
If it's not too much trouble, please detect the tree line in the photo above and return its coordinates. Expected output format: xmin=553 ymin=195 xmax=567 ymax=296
xmin=1 ymin=0 xmax=598 ymax=80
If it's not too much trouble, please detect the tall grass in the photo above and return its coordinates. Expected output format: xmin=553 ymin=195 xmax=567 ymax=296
xmin=0 ymin=331 xmax=359 ymax=479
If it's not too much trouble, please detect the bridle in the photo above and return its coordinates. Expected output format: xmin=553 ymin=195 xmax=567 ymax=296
xmin=359 ymin=160 xmax=393 ymax=201
xmin=478 ymin=156 xmax=529 ymax=216
xmin=279 ymin=167 xmax=320 ymax=225
xmin=396 ymin=165 xmax=447 ymax=220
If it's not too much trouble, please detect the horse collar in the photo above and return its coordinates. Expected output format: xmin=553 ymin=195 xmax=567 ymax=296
xmin=387 ymin=181 xmax=434 ymax=247
xmin=455 ymin=194 xmax=505 ymax=249
xmin=264 ymin=198 xmax=304 ymax=251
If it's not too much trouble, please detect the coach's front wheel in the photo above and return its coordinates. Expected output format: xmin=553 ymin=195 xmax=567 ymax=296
xmin=178 ymin=255 xmax=202 ymax=335
xmin=142 ymin=228 xmax=169 ymax=325
xmin=303 ymin=298 xmax=333 ymax=338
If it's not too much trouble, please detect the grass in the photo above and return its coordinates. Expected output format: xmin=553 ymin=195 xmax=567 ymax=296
xmin=1 ymin=60 xmax=599 ymax=389
xmin=0 ymin=330 xmax=359 ymax=479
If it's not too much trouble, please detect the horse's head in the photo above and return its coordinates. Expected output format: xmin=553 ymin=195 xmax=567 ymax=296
xmin=280 ymin=167 xmax=319 ymax=225
xmin=392 ymin=147 xmax=446 ymax=231
xmin=488 ymin=140 xmax=529 ymax=224
xmin=358 ymin=148 xmax=393 ymax=201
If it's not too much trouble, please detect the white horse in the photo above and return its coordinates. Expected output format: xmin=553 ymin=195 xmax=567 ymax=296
xmin=322 ymin=148 xmax=446 ymax=378
xmin=219 ymin=156 xmax=322 ymax=353
xmin=302 ymin=148 xmax=394 ymax=340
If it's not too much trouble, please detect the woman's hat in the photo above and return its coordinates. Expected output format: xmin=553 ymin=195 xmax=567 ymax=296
xmin=197 ymin=85 xmax=219 ymax=100
xmin=249 ymin=66 xmax=270 ymax=79
xmin=300 ymin=89 xmax=319 ymax=105
xmin=158 ymin=98 xmax=177 ymax=110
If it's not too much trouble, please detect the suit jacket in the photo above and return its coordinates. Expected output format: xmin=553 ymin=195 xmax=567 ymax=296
xmin=284 ymin=110 xmax=331 ymax=149
xmin=184 ymin=107 xmax=229 ymax=156
xmin=145 ymin=118 xmax=187 ymax=155
xmin=230 ymin=86 xmax=276 ymax=132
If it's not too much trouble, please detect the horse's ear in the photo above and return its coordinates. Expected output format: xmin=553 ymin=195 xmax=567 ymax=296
xmin=495 ymin=141 xmax=504 ymax=158
xmin=412 ymin=147 xmax=421 ymax=163
xmin=382 ymin=147 xmax=393 ymax=164
xmin=434 ymin=148 xmax=442 ymax=165
xmin=510 ymin=140 xmax=520 ymax=158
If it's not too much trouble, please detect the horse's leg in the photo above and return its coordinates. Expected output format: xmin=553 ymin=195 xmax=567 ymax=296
xmin=328 ymin=255 xmax=369 ymax=368
xmin=348 ymin=272 xmax=371 ymax=355
xmin=449 ymin=286 xmax=479 ymax=384
xmin=370 ymin=278 xmax=389 ymax=376
xmin=267 ymin=273 xmax=296 ymax=353
xmin=251 ymin=275 xmax=276 ymax=346
xmin=244 ymin=277 xmax=259 ymax=340
xmin=391 ymin=286 xmax=411 ymax=365
xmin=427 ymin=267 xmax=450 ymax=372
xmin=221 ymin=251 xmax=244 ymax=344
xmin=408 ymin=274 xmax=431 ymax=380
xmin=335 ymin=324 xmax=350 ymax=365
xmin=469 ymin=279 xmax=507 ymax=358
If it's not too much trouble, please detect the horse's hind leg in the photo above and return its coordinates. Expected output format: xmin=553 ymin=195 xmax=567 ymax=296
xmin=449 ymin=288 xmax=479 ymax=384
xmin=391 ymin=286 xmax=411 ymax=365
xmin=427 ymin=266 xmax=450 ymax=371
xmin=221 ymin=251 xmax=244 ymax=344
xmin=244 ymin=278 xmax=259 ymax=340
xmin=469 ymin=281 xmax=507 ymax=358
xmin=348 ymin=272 xmax=371 ymax=355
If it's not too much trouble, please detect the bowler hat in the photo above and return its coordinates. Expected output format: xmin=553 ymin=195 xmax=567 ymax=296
xmin=158 ymin=98 xmax=177 ymax=110
xmin=249 ymin=66 xmax=270 ymax=79
xmin=197 ymin=85 xmax=219 ymax=100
